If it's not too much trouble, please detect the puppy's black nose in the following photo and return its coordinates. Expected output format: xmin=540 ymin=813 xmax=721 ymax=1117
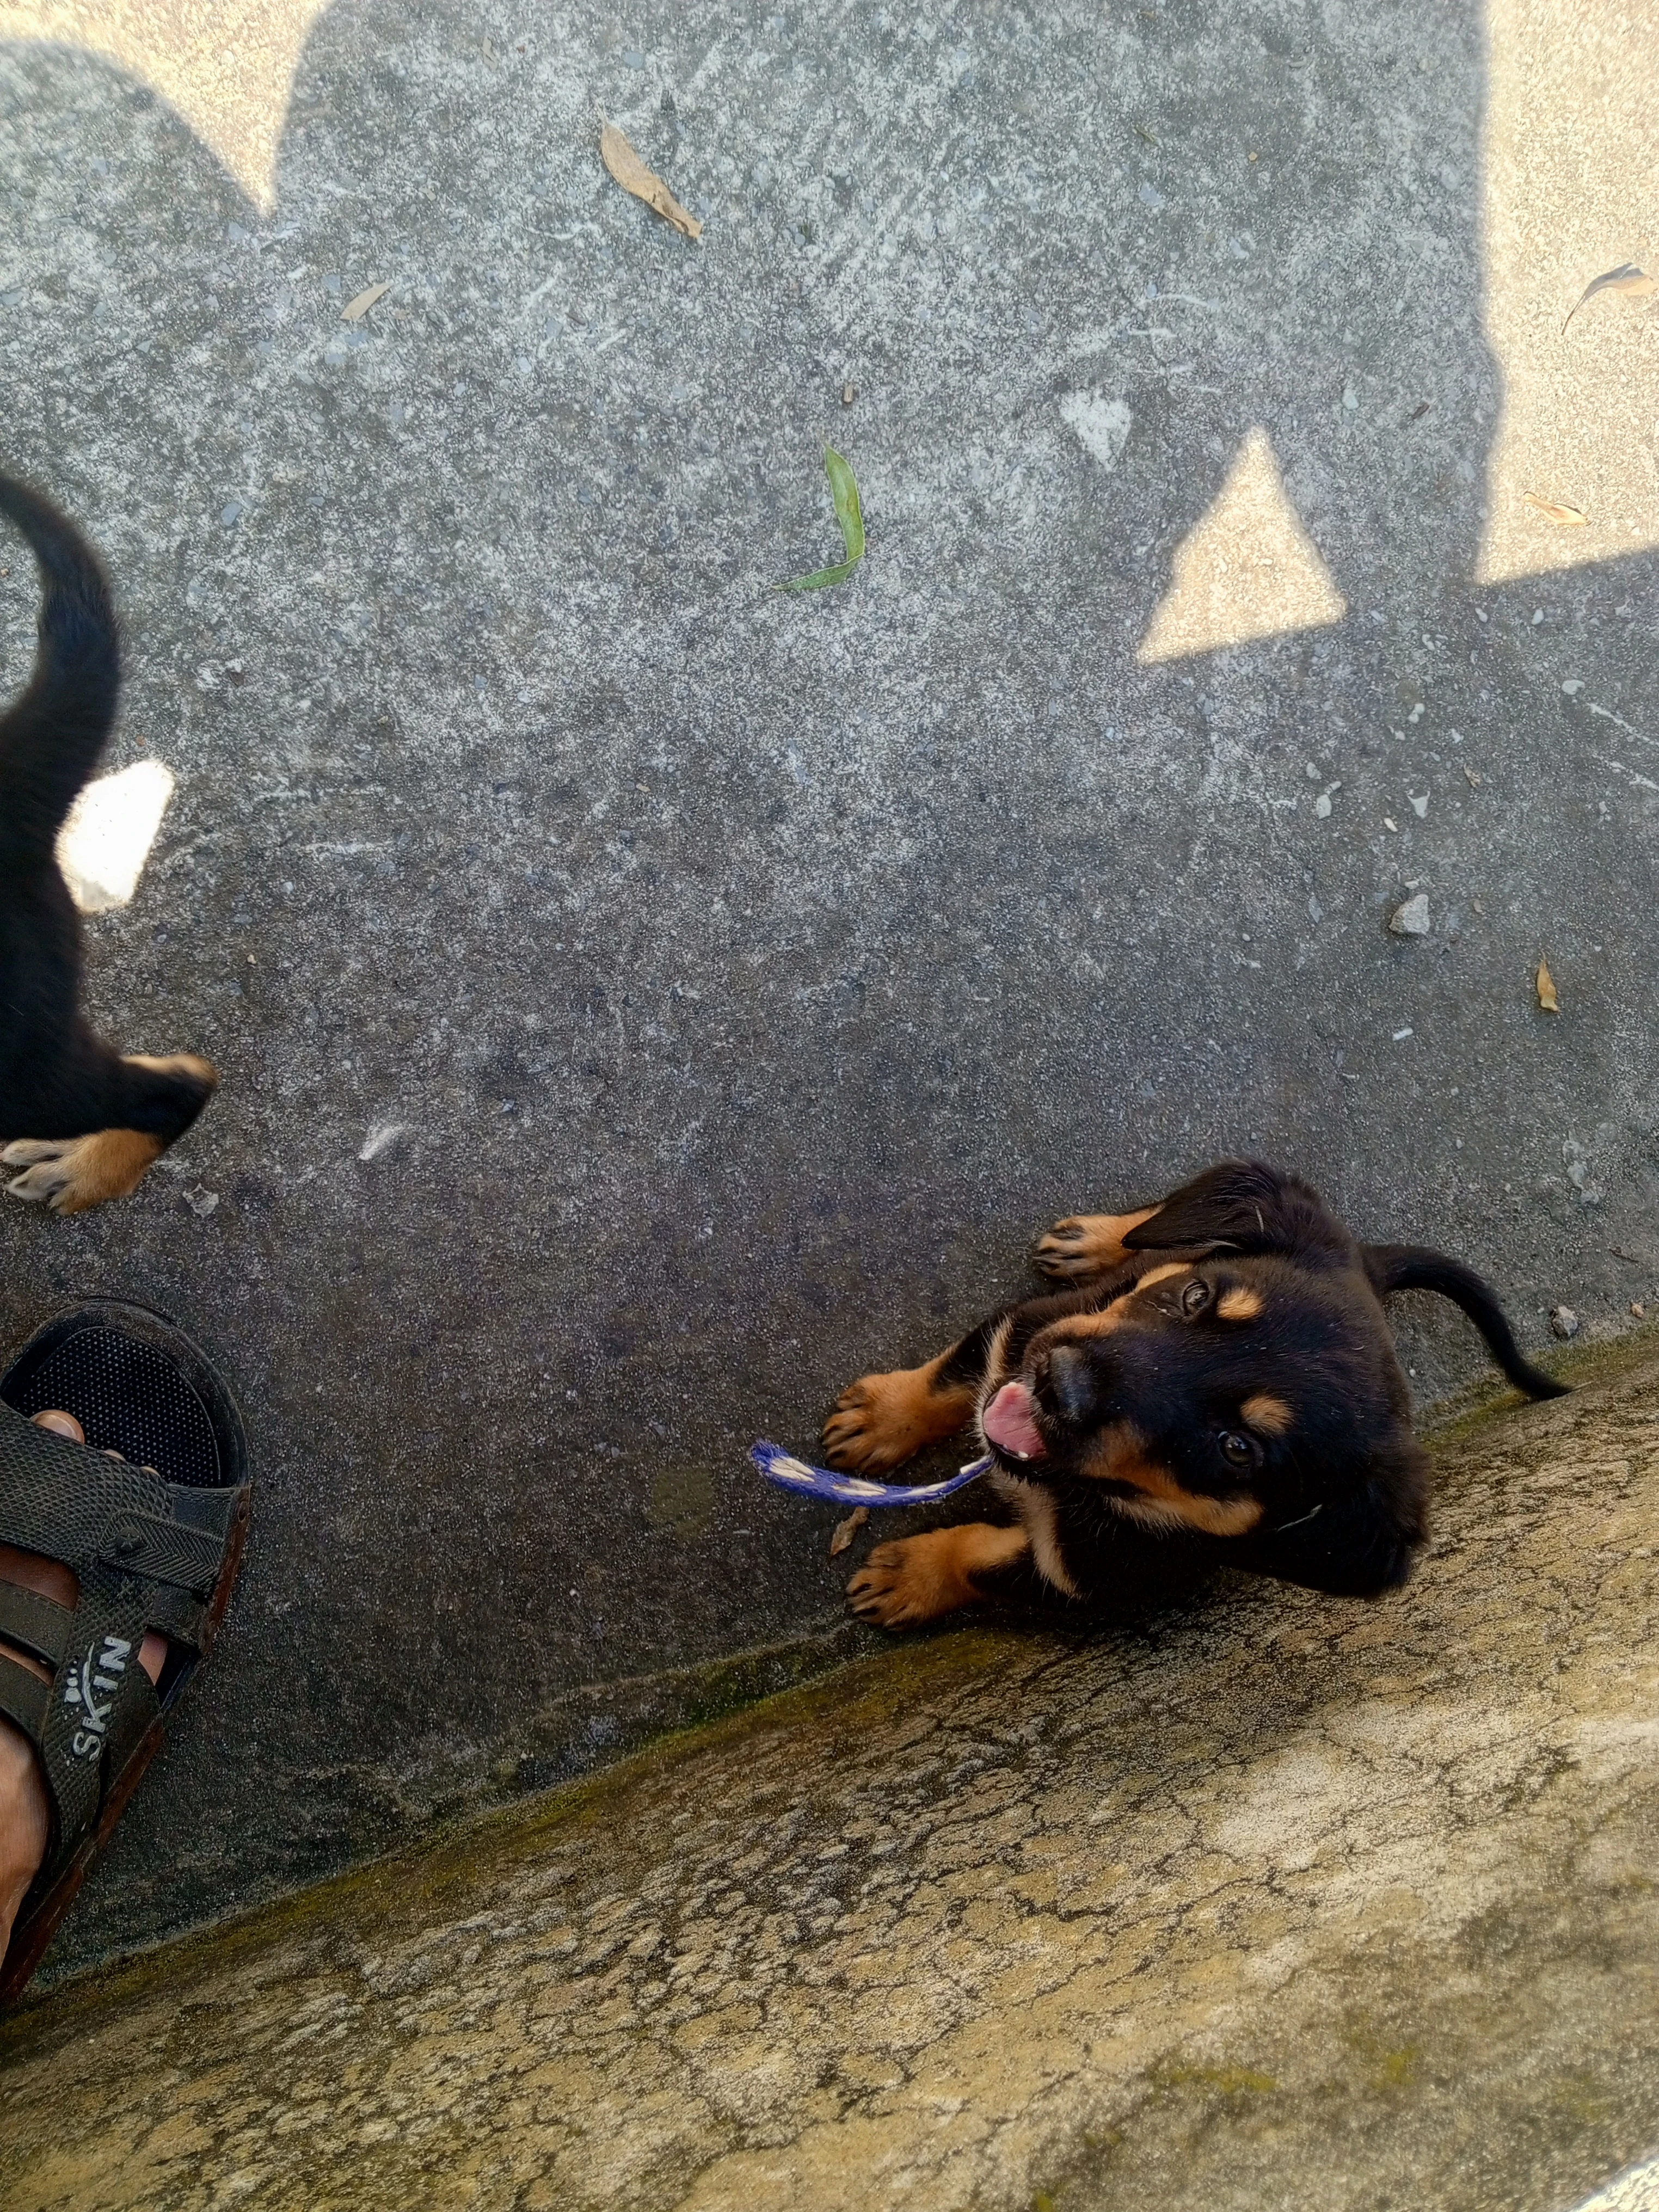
xmin=1042 ymin=1343 xmax=1098 ymax=1427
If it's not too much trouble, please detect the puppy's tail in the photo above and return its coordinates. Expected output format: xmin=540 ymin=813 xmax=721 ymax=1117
xmin=0 ymin=471 xmax=120 ymax=852
xmin=1363 ymin=1244 xmax=1570 ymax=1401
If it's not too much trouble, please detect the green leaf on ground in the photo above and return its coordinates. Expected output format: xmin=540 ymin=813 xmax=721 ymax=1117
xmin=778 ymin=447 xmax=865 ymax=591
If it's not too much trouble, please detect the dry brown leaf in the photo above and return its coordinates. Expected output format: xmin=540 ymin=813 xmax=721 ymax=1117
xmin=1563 ymin=263 xmax=1657 ymax=332
xmin=342 ymin=280 xmax=391 ymax=323
xmin=599 ymin=122 xmax=703 ymax=240
xmin=1523 ymin=493 xmax=1589 ymax=526
xmin=1536 ymin=958 xmax=1560 ymax=1013
xmin=828 ymin=1505 xmax=869 ymax=1558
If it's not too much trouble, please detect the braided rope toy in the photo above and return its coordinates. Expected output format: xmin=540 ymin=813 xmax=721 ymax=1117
xmin=750 ymin=1440 xmax=992 ymax=1507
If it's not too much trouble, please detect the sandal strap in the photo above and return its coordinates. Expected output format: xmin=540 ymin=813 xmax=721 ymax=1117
xmin=0 ymin=1584 xmax=72 ymax=1669
xmin=0 ymin=1650 xmax=51 ymax=1741
xmin=0 ymin=1399 xmax=236 ymax=1875
xmin=34 ymin=1591 xmax=157 ymax=1858
xmin=0 ymin=1401 xmax=242 ymax=1602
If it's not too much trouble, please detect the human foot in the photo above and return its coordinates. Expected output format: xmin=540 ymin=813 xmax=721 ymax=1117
xmin=0 ymin=1303 xmax=249 ymax=2004
xmin=0 ymin=1414 xmax=170 ymax=1955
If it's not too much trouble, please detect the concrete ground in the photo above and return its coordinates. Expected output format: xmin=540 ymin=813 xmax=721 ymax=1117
xmin=0 ymin=0 xmax=1655 ymax=1983
xmin=6 ymin=1349 xmax=1659 ymax=2210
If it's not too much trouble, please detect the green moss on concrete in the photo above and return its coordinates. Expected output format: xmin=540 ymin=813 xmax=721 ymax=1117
xmin=16 ymin=1340 xmax=1648 ymax=2038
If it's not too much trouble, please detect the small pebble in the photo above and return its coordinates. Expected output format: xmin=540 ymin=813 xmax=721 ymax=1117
xmin=1389 ymin=894 xmax=1430 ymax=937
xmin=1550 ymin=1305 xmax=1580 ymax=1340
xmin=31 ymin=1409 xmax=84 ymax=1443
xmin=1631 ymin=1302 xmax=1645 ymax=1319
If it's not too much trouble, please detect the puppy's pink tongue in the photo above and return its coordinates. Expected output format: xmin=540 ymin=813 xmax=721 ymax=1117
xmin=983 ymin=1382 xmax=1046 ymax=1461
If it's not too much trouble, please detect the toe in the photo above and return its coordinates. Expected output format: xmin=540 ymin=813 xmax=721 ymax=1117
xmin=5 ymin=1167 xmax=62 ymax=1205
xmin=822 ymin=1414 xmax=877 ymax=1471
xmin=1035 ymin=1234 xmax=1091 ymax=1278
xmin=3 ymin=1142 xmax=66 ymax=1169
xmin=846 ymin=1564 xmax=909 ymax=1629
xmin=824 ymin=1430 xmax=886 ymax=1476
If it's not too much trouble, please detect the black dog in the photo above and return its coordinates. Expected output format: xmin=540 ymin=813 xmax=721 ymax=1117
xmin=824 ymin=1160 xmax=1566 ymax=1627
xmin=0 ymin=472 xmax=215 ymax=1212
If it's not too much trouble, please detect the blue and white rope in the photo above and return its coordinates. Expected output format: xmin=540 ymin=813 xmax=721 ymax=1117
xmin=750 ymin=1439 xmax=992 ymax=1507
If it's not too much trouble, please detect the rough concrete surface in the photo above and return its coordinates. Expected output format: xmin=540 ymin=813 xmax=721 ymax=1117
xmin=0 ymin=0 xmax=1656 ymax=1976
xmin=6 ymin=1356 xmax=1659 ymax=2209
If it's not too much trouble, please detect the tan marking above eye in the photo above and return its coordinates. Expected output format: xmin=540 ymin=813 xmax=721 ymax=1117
xmin=1217 ymin=1285 xmax=1264 ymax=1322
xmin=1059 ymin=1297 xmax=1132 ymax=1339
xmin=1241 ymin=1391 xmax=1293 ymax=1436
xmin=1134 ymin=1262 xmax=1188 ymax=1290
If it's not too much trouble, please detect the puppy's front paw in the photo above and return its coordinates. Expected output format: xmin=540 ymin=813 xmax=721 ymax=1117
xmin=849 ymin=1523 xmax=1029 ymax=1630
xmin=823 ymin=1368 xmax=936 ymax=1475
xmin=4 ymin=1140 xmax=79 ymax=1212
xmin=847 ymin=1538 xmax=943 ymax=1630
xmin=3 ymin=1131 xmax=161 ymax=1215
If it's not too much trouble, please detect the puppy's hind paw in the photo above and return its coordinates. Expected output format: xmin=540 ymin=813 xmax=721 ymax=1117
xmin=1035 ymin=1213 xmax=1128 ymax=1281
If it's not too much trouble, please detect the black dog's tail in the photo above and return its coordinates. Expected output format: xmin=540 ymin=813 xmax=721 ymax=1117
xmin=0 ymin=471 xmax=120 ymax=853
xmin=1363 ymin=1243 xmax=1570 ymax=1400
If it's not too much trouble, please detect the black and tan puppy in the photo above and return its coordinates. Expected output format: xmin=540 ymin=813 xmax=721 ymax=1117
xmin=825 ymin=1160 xmax=1566 ymax=1628
xmin=0 ymin=472 xmax=215 ymax=1212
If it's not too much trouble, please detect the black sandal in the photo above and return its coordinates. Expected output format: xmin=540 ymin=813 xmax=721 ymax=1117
xmin=0 ymin=1301 xmax=249 ymax=2004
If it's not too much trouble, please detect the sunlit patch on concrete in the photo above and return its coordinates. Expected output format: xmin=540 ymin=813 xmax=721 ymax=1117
xmin=1477 ymin=0 xmax=1659 ymax=583
xmin=1135 ymin=427 xmax=1345 ymax=665
xmin=1567 ymin=2154 xmax=1659 ymax=2212
xmin=56 ymin=758 xmax=174 ymax=914
xmin=2 ymin=0 xmax=334 ymax=212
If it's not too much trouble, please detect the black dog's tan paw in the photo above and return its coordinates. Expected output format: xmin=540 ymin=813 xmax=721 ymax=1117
xmin=823 ymin=1363 xmax=974 ymax=1476
xmin=4 ymin=1130 xmax=163 ymax=1215
xmin=847 ymin=1523 xmax=1029 ymax=1630
xmin=848 ymin=1537 xmax=958 ymax=1630
xmin=1035 ymin=1208 xmax=1156 ymax=1282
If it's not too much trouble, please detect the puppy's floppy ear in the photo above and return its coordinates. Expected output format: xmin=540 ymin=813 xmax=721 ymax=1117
xmin=1234 ymin=1441 xmax=1429 ymax=1598
xmin=1125 ymin=1159 xmax=1346 ymax=1263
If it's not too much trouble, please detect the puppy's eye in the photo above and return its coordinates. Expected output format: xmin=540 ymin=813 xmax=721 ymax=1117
xmin=1217 ymin=1430 xmax=1257 ymax=1470
xmin=1180 ymin=1279 xmax=1212 ymax=1317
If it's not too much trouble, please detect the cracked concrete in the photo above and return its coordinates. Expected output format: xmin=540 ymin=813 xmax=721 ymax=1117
xmin=1 ymin=0 xmax=1657 ymax=1980
xmin=6 ymin=1351 xmax=1659 ymax=2208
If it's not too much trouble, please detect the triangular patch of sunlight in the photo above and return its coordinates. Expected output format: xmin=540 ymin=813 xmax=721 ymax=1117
xmin=1476 ymin=0 xmax=1659 ymax=583
xmin=1136 ymin=428 xmax=1345 ymax=665
xmin=4 ymin=2 xmax=335 ymax=212
xmin=57 ymin=759 xmax=174 ymax=914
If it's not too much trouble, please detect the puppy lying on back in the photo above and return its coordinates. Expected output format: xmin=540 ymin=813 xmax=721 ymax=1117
xmin=0 ymin=472 xmax=216 ymax=1212
xmin=824 ymin=1160 xmax=1566 ymax=1628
